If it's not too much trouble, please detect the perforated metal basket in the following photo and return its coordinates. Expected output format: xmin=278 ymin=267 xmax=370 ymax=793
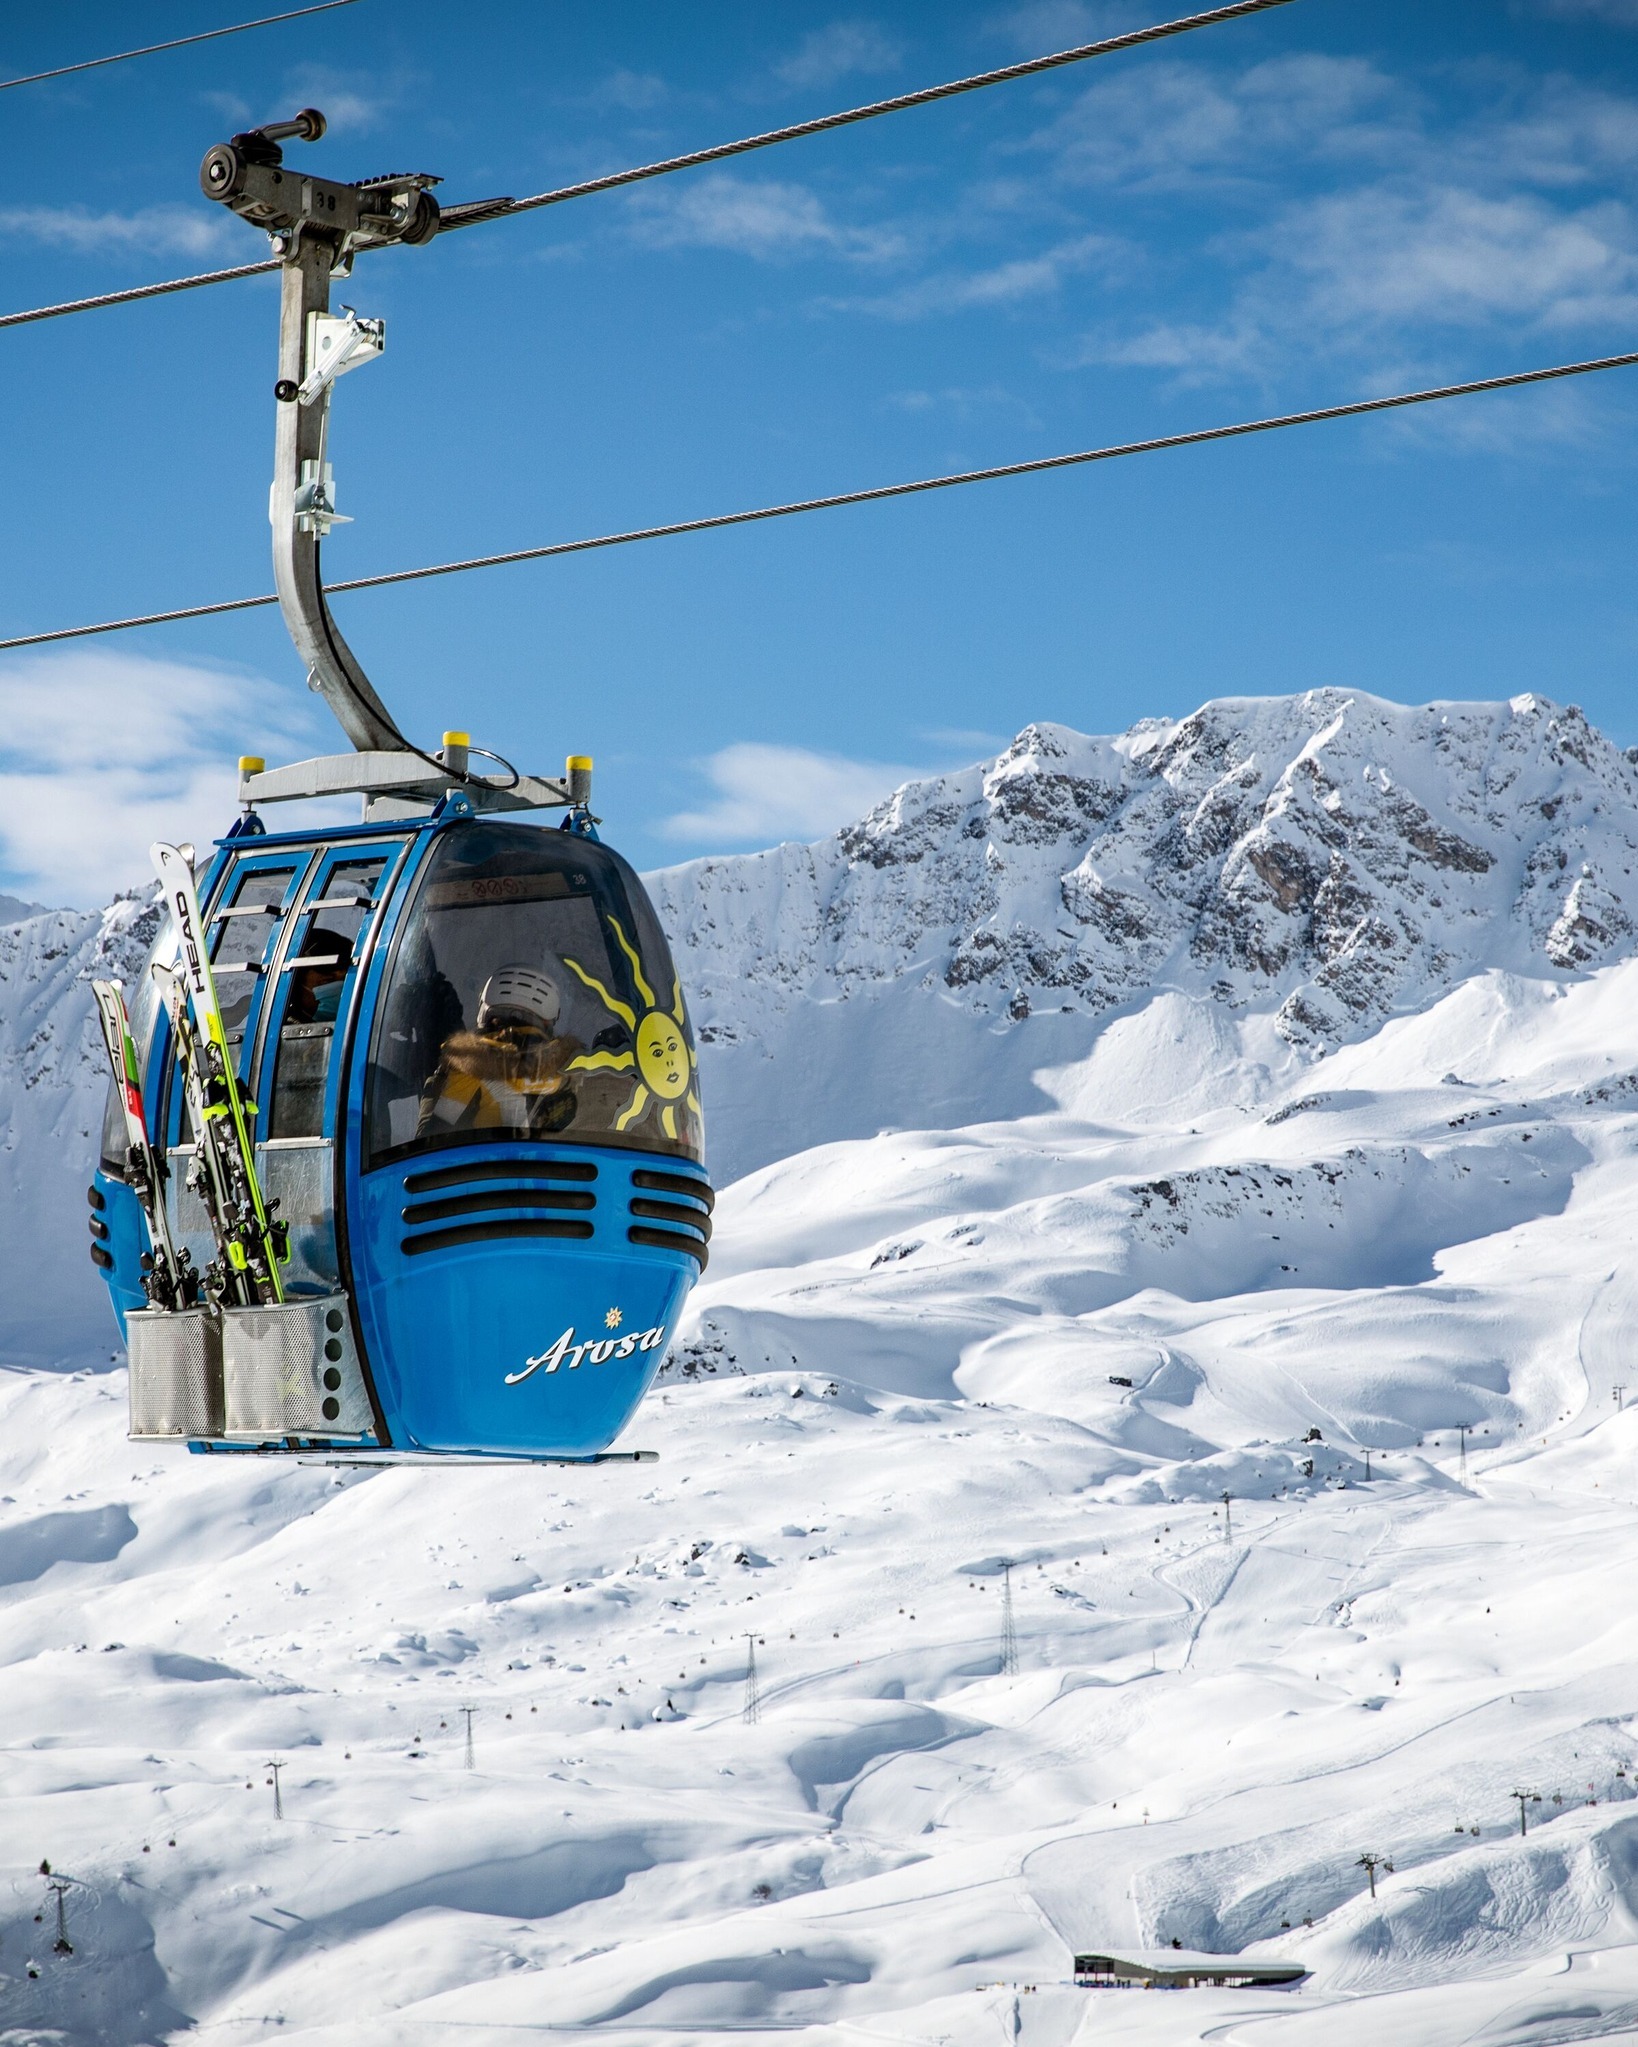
xmin=127 ymin=1307 xmax=225 ymax=1438
xmin=222 ymin=1293 xmax=373 ymax=1439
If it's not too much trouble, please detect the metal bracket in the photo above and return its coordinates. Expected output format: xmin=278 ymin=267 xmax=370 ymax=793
xmin=290 ymin=457 xmax=346 ymax=538
xmin=298 ymin=306 xmax=384 ymax=406
xmin=239 ymin=750 xmax=573 ymax=818
xmin=265 ymin=235 xmax=401 ymax=747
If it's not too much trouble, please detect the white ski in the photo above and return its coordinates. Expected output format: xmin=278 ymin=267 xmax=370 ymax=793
xmin=151 ymin=843 xmax=287 ymax=1304
xmin=149 ymin=961 xmax=254 ymax=1306
xmin=89 ymin=978 xmax=197 ymax=1310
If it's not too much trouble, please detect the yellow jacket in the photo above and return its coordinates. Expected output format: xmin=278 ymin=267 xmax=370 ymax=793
xmin=416 ymin=1029 xmax=584 ymax=1137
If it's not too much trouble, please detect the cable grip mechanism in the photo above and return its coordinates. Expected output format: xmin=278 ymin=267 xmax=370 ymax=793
xmin=200 ymin=110 xmax=440 ymax=254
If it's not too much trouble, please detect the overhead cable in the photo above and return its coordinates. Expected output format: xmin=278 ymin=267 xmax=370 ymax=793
xmin=0 ymin=259 xmax=279 ymax=331
xmin=0 ymin=0 xmax=1295 ymax=332
xmin=0 ymin=0 xmax=363 ymax=93
xmin=2 ymin=345 xmax=1632 ymax=656
xmin=439 ymin=0 xmax=1300 ymax=233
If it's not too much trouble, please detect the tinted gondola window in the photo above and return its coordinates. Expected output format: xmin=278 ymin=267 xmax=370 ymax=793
xmin=267 ymin=856 xmax=388 ymax=1140
xmin=364 ymin=823 xmax=702 ymax=1167
xmin=209 ymin=862 xmax=299 ymax=1040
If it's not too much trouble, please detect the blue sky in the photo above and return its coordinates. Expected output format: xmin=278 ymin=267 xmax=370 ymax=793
xmin=2 ymin=0 xmax=1637 ymax=900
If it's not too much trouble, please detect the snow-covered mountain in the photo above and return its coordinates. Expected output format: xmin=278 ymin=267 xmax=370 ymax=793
xmin=0 ymin=891 xmax=160 ymax=1363
xmin=656 ymin=689 xmax=1638 ymax=1177
xmin=5 ymin=689 xmax=1638 ymax=2045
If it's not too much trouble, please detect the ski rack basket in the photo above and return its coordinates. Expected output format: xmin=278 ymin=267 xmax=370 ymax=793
xmin=128 ymin=1291 xmax=374 ymax=1443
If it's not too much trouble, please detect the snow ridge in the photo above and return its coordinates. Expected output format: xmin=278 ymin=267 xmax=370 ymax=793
xmin=654 ymin=688 xmax=1638 ymax=1051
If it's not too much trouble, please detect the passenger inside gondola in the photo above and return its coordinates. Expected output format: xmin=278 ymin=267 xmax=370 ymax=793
xmin=363 ymin=822 xmax=702 ymax=1165
xmin=416 ymin=965 xmax=585 ymax=1138
xmin=267 ymin=927 xmax=356 ymax=1140
xmin=289 ymin=929 xmax=353 ymax=1022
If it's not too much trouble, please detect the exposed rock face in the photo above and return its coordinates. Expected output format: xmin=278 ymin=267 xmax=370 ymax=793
xmin=652 ymin=691 xmax=1638 ymax=1055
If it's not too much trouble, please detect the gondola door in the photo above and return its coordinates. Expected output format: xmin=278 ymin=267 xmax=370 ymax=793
xmin=251 ymin=840 xmax=405 ymax=1298
xmin=160 ymin=849 xmax=309 ymax=1283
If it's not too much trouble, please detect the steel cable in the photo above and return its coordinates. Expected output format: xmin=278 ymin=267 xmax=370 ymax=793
xmin=440 ymin=0 xmax=1300 ymax=232
xmin=0 ymin=1 xmax=363 ymax=92
xmin=0 ymin=260 xmax=280 ymax=330
xmin=0 ymin=0 xmax=1296 ymax=331
xmin=3 ymin=345 xmax=1633 ymax=655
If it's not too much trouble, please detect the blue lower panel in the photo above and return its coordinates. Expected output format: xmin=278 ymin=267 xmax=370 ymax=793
xmin=94 ymin=1171 xmax=152 ymax=1341
xmin=350 ymin=1142 xmax=706 ymax=1457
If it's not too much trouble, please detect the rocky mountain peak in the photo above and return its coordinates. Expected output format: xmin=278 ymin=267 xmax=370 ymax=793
xmin=653 ymin=689 xmax=1638 ymax=1054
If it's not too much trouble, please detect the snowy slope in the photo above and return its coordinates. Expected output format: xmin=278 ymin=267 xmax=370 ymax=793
xmin=0 ymin=890 xmax=160 ymax=1364
xmin=4 ymin=691 xmax=1638 ymax=2043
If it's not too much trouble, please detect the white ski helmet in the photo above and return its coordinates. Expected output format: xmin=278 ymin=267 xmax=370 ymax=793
xmin=477 ymin=964 xmax=563 ymax=1031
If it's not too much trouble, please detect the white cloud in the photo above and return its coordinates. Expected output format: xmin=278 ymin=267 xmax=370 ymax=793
xmin=0 ymin=205 xmax=230 ymax=259
xmin=198 ymin=89 xmax=252 ymax=126
xmin=1032 ymin=54 xmax=1407 ymax=191
xmin=0 ymin=651 xmax=325 ymax=905
xmin=1031 ymin=48 xmax=1638 ymax=381
xmin=988 ymin=1 xmax=1150 ymax=47
xmin=279 ymin=64 xmax=393 ymax=134
xmin=629 ymin=173 xmax=902 ymax=263
xmin=1472 ymin=80 xmax=1638 ymax=188
xmin=1379 ymin=380 xmax=1616 ymax=456
xmin=840 ymin=231 xmax=1120 ymax=317
xmin=774 ymin=20 xmax=903 ymax=91
xmin=588 ymin=69 xmax=668 ymax=111
xmin=1074 ymin=316 xmax=1265 ymax=380
xmin=1274 ymin=185 xmax=1638 ymax=332
xmin=919 ymin=724 xmax=1008 ymax=752
xmin=1530 ymin=0 xmax=1638 ymax=20
xmin=886 ymin=384 xmax=1043 ymax=428
xmin=662 ymin=742 xmax=926 ymax=846
xmin=1075 ymin=182 xmax=1638 ymax=384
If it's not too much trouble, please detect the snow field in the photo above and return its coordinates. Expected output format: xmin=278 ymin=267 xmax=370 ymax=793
xmin=1 ymin=956 xmax=1638 ymax=2040
xmin=7 ymin=693 xmax=1638 ymax=2039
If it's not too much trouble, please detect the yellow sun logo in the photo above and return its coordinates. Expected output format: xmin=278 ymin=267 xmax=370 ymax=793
xmin=605 ymin=1307 xmax=623 ymax=1330
xmin=563 ymin=917 xmax=702 ymax=1143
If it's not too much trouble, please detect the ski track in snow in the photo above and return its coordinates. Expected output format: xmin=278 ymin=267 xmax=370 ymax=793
xmin=5 ymin=694 xmax=1638 ymax=2042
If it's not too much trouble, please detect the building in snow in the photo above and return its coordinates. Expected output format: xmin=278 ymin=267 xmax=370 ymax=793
xmin=1074 ymin=1949 xmax=1307 ymax=1990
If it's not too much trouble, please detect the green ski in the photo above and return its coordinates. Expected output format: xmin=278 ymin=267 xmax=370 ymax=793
xmin=151 ymin=842 xmax=287 ymax=1305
